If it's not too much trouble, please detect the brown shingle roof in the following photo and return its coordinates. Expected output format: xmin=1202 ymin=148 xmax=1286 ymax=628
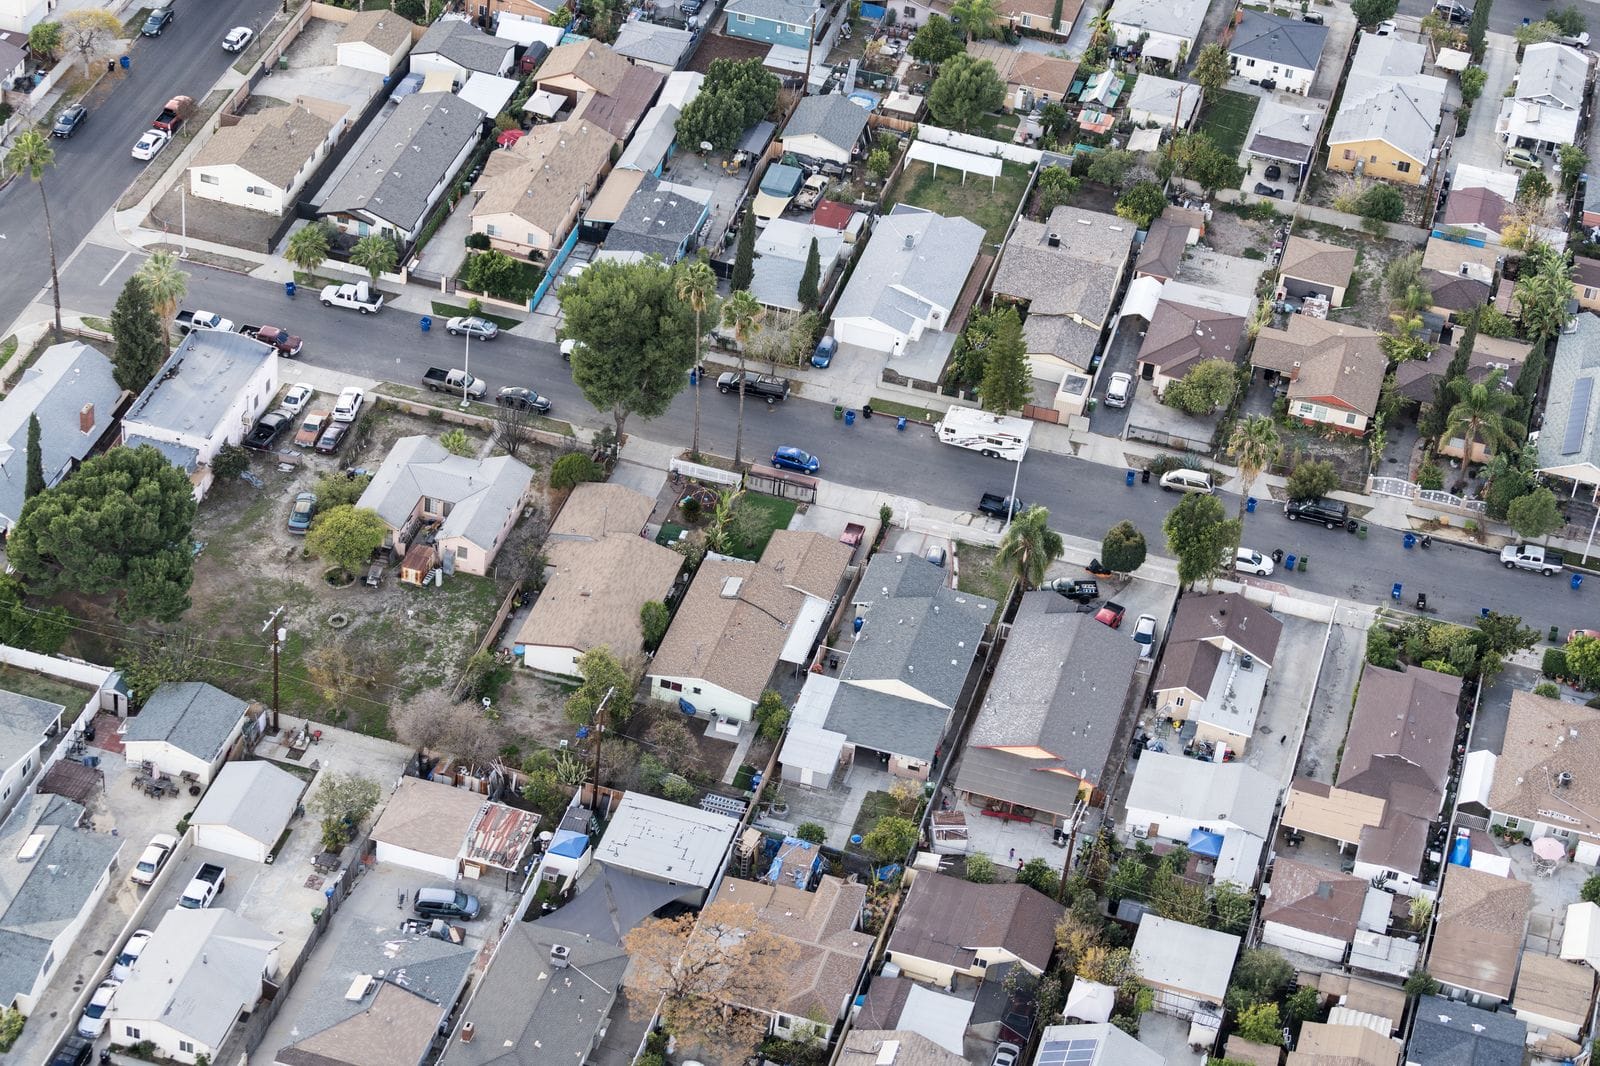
xmin=1575 ymin=255 xmax=1600 ymax=290
xmin=1287 ymin=1021 xmax=1401 ymax=1066
xmin=1154 ymin=633 xmax=1222 ymax=697
xmin=1009 ymin=52 xmax=1079 ymax=97
xmin=569 ymin=62 xmax=663 ymax=141
xmin=1136 ymin=215 xmax=1190 ymax=281
xmin=1137 ymin=298 xmax=1245 ymax=378
xmin=190 ymin=102 xmax=336 ymax=189
xmin=370 ymin=776 xmax=483 ymax=858
xmin=337 ymin=8 xmax=417 ymax=51
xmin=1261 ymin=858 xmax=1366 ymax=942
xmin=473 ymin=119 xmax=616 ymax=235
xmin=840 ymin=1031 xmax=968 ymax=1066
xmin=1224 ymin=1036 xmax=1285 ymax=1066
xmin=1308 ymin=972 xmax=1406 ymax=1025
xmin=1254 ymin=315 xmax=1385 ymax=416
xmin=1282 ymin=778 xmax=1387 ymax=844
xmin=887 ymin=873 xmax=1065 ymax=972
xmin=1280 ymin=236 xmax=1357 ymax=290
xmin=549 ymin=482 xmax=654 ymax=540
xmin=1425 ymin=269 xmax=1492 ymax=312
xmin=1428 ymin=865 xmax=1530 ymax=1000
xmin=1512 ymin=952 xmax=1594 ymax=1027
xmin=515 ymin=534 xmax=682 ymax=660
xmin=1161 ymin=592 xmax=1283 ymax=667
xmin=538 ymin=39 xmax=632 ymax=93
xmin=1441 ymin=185 xmax=1510 ymax=232
xmin=1488 ymin=691 xmax=1600 ymax=834
xmin=760 ymin=528 xmax=853 ymax=599
xmin=1337 ymin=663 xmax=1461 ymax=808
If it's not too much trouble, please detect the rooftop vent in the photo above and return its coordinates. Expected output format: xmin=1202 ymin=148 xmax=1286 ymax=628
xmin=1047 ymin=232 xmax=1060 ymax=247
xmin=720 ymin=576 xmax=744 ymax=598
xmin=1558 ymin=771 xmax=1574 ymax=788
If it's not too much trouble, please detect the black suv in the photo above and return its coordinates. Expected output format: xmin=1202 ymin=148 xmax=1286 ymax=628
xmin=1285 ymin=497 xmax=1355 ymax=530
xmin=716 ymin=371 xmax=789 ymax=403
xmin=48 ymin=1036 xmax=93 ymax=1066
xmin=141 ymin=5 xmax=174 ymax=34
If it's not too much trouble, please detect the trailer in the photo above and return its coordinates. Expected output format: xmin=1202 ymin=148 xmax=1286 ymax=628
xmin=934 ymin=406 xmax=1033 ymax=461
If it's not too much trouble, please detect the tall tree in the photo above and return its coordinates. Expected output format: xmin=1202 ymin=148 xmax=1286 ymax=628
xmin=350 ymin=234 xmax=398 ymax=284
xmin=978 ymin=305 xmax=1030 ymax=414
xmin=675 ymin=260 xmax=719 ymax=460
xmin=286 ymin=223 xmax=331 ymax=279
xmin=134 ymin=251 xmax=188 ymax=352
xmin=306 ymin=506 xmax=388 ymax=575
xmin=1227 ymin=416 xmax=1281 ymax=533
xmin=560 ymin=259 xmax=698 ymax=442
xmin=6 ymin=132 xmax=62 ymax=342
xmin=927 ymin=53 xmax=1006 ymax=131
xmin=797 ymin=237 xmax=820 ymax=311
xmin=1101 ymin=520 xmax=1147 ymax=573
xmin=673 ymin=58 xmax=780 ymax=153
xmin=1440 ymin=369 xmax=1524 ymax=462
xmin=1518 ymin=245 xmax=1575 ymax=345
xmin=24 ymin=416 xmax=44 ymax=501
xmin=60 ymin=8 xmax=118 ymax=74
xmin=908 ymin=13 xmax=965 ymax=64
xmin=1351 ymin=0 xmax=1398 ymax=26
xmin=731 ymin=211 xmax=756 ymax=292
xmin=8 ymin=444 xmax=197 ymax=620
xmin=109 ymin=274 xmax=166 ymax=393
xmin=949 ymin=0 xmax=999 ymax=39
xmin=1163 ymin=493 xmax=1239 ymax=590
xmin=997 ymin=505 xmax=1064 ymax=588
xmin=1192 ymin=43 xmax=1229 ymax=95
xmin=721 ymin=289 xmax=765 ymax=467
xmin=27 ymin=21 xmax=62 ymax=61
xmin=1508 ymin=486 xmax=1563 ymax=541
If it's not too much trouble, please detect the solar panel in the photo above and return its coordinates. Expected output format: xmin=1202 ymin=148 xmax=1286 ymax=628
xmin=1563 ymin=375 xmax=1595 ymax=455
xmin=1035 ymin=1037 xmax=1102 ymax=1065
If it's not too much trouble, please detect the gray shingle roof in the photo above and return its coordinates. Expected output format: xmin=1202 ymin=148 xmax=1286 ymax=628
xmin=319 ymin=92 xmax=485 ymax=232
xmin=601 ymin=174 xmax=711 ymax=260
xmin=0 ymin=341 xmax=121 ymax=529
xmin=724 ymin=0 xmax=817 ymax=25
xmin=1229 ymin=10 xmax=1328 ymax=70
xmin=992 ymin=206 xmax=1135 ymax=320
xmin=784 ymin=93 xmax=870 ymax=154
xmin=414 ymin=18 xmax=514 ymax=74
xmin=124 ymin=682 xmax=248 ymax=762
xmin=357 ymin=436 xmax=534 ymax=551
xmin=613 ymin=21 xmax=694 ymax=67
xmin=531 ymin=864 xmax=687 ymax=944
xmin=122 ymin=330 xmax=275 ymax=446
xmin=0 ymin=690 xmax=64 ymax=772
xmin=190 ymin=760 xmax=305 ymax=847
xmin=1406 ymin=997 xmax=1525 ymax=1066
xmin=833 ymin=206 xmax=984 ymax=334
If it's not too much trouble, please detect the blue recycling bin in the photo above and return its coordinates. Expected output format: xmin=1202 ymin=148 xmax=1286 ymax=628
xmin=896 ymin=416 xmax=906 ymax=431
xmin=1392 ymin=582 xmax=1403 ymax=601
xmin=419 ymin=315 xmax=432 ymax=333
xmin=119 ymin=54 xmax=130 ymax=70
xmin=1284 ymin=553 xmax=1296 ymax=572
xmin=689 ymin=368 xmax=698 ymax=386
xmin=844 ymin=409 xmax=856 ymax=426
xmin=284 ymin=280 xmax=296 ymax=298
xmin=1403 ymin=532 xmax=1416 ymax=550
xmin=1126 ymin=469 xmax=1136 ymax=486
xmin=1481 ymin=607 xmax=1491 ymax=619
xmin=1246 ymin=496 xmax=1257 ymax=514
xmin=1574 ymin=573 xmax=1585 ymax=591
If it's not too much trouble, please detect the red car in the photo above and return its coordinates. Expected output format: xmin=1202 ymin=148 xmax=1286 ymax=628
xmin=1095 ymin=601 xmax=1126 ymax=629
xmin=1570 ymin=629 xmax=1600 ymax=642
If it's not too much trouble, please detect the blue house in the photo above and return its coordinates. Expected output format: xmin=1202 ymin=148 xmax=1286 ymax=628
xmin=724 ymin=0 xmax=818 ymax=49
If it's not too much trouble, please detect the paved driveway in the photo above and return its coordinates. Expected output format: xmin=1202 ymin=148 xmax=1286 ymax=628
xmin=1087 ymin=320 xmax=1143 ymax=437
xmin=1449 ymin=31 xmax=1520 ymax=178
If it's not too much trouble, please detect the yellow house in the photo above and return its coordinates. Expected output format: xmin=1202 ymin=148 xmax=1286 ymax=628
xmin=1574 ymin=256 xmax=1600 ymax=313
xmin=1327 ymin=33 xmax=1445 ymax=187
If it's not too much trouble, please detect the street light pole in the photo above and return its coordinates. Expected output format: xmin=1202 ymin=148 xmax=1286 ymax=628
xmin=1005 ymin=448 xmax=1024 ymax=527
xmin=461 ymin=329 xmax=471 ymax=410
xmin=180 ymin=184 xmax=188 ymax=259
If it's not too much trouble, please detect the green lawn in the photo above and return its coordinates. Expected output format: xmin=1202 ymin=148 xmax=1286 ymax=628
xmin=971 ymin=112 xmax=1021 ymax=139
xmin=888 ymin=160 xmax=1032 ymax=246
xmin=726 ymin=493 xmax=798 ymax=560
xmin=849 ymin=790 xmax=902 ymax=846
xmin=956 ymin=542 xmax=1014 ymax=607
xmin=1198 ymin=89 xmax=1259 ymax=162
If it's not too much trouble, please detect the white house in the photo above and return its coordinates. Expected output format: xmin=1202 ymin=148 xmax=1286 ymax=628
xmin=370 ymin=776 xmax=485 ymax=880
xmin=0 ymin=0 xmax=45 ymax=32
xmin=335 ymin=8 xmax=417 ymax=75
xmin=1228 ymin=10 xmax=1329 ymax=96
xmin=751 ymin=218 xmax=846 ymax=311
xmin=121 ymin=683 xmax=251 ymax=787
xmin=1125 ymin=73 xmax=1200 ymax=127
xmin=1497 ymin=42 xmax=1588 ymax=151
xmin=782 ymin=93 xmax=870 ymax=164
xmin=189 ymin=760 xmax=305 ymax=863
xmin=410 ymin=16 xmax=515 ymax=82
xmin=1131 ymin=916 xmax=1239 ymax=1022
xmin=831 ymin=205 xmax=984 ymax=356
xmin=188 ymin=98 xmax=347 ymax=216
xmin=1107 ymin=0 xmax=1208 ymax=63
xmin=119 ymin=330 xmax=279 ymax=499
xmin=0 ymin=691 xmax=65 ymax=823
xmin=591 ymin=792 xmax=738 ymax=905
xmin=1124 ymin=750 xmax=1279 ymax=842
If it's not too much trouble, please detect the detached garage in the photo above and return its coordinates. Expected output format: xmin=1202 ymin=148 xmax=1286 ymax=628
xmin=1259 ymin=857 xmax=1366 ymax=964
xmin=371 ymin=776 xmax=484 ymax=880
xmin=190 ymin=760 xmax=306 ymax=863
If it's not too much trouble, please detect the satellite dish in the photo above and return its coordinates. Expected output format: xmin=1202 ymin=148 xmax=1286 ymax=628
xmin=700 ymin=140 xmax=713 ymax=153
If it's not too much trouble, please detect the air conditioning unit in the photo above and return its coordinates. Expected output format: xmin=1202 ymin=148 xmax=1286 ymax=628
xmin=1131 ymin=825 xmax=1149 ymax=839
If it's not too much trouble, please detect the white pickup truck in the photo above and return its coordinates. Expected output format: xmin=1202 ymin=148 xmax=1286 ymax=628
xmin=1500 ymin=543 xmax=1565 ymax=575
xmin=320 ymin=282 xmax=384 ymax=314
xmin=175 ymin=309 xmax=236 ymax=335
xmin=178 ymin=862 xmax=227 ymax=909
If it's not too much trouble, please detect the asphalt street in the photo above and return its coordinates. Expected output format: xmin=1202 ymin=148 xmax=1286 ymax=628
xmin=1394 ymin=0 xmax=1599 ymax=36
xmin=0 ymin=0 xmax=280 ymax=332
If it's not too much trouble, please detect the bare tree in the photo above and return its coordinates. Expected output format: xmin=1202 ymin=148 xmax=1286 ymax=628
xmin=62 ymin=8 xmax=120 ymax=75
xmin=492 ymin=400 xmax=539 ymax=460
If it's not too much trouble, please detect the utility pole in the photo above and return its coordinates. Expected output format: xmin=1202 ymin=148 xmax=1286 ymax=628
xmin=589 ymin=686 xmax=616 ymax=788
xmin=262 ymin=607 xmax=286 ymax=732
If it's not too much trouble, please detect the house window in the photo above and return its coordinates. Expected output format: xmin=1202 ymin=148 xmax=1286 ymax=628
xmin=1245 ymin=58 xmax=1255 ymax=67
xmin=734 ymin=11 xmax=753 ymax=20
xmin=1395 ymin=161 xmax=1411 ymax=173
xmin=247 ymin=185 xmax=268 ymax=196
xmin=179 ymin=1041 xmax=195 ymax=1054
xmin=1297 ymin=402 xmax=1316 ymax=416
xmin=125 ymin=1027 xmax=142 ymax=1040
xmin=1502 ymin=816 xmax=1521 ymax=830
xmin=1342 ymin=149 xmax=1354 ymax=161
xmin=1345 ymin=412 xmax=1357 ymax=425
xmin=527 ymin=233 xmax=538 ymax=246
xmin=456 ymin=546 xmax=468 ymax=559
xmin=1021 ymin=13 xmax=1032 ymax=25
xmin=485 ymin=223 xmax=499 ymax=237
xmin=1585 ymin=287 xmax=1598 ymax=299
xmin=660 ymin=679 xmax=683 ymax=692
xmin=1369 ymin=155 xmax=1378 ymax=163
xmin=1175 ymin=696 xmax=1185 ymax=707
xmin=199 ymin=174 xmax=219 ymax=185
xmin=903 ymin=4 xmax=914 ymax=14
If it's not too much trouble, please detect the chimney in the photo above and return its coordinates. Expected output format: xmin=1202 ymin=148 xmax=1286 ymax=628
xmin=461 ymin=1022 xmax=476 ymax=1043
xmin=79 ymin=402 xmax=95 ymax=434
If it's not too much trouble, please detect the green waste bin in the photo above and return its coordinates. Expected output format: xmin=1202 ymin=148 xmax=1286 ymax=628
xmin=1357 ymin=523 xmax=1368 ymax=539
xmin=1551 ymin=625 xmax=1561 ymax=642
xmin=1298 ymin=555 xmax=1308 ymax=572
xmin=834 ymin=405 xmax=843 ymax=420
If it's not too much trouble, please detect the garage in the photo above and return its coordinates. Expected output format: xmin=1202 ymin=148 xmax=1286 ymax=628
xmin=189 ymin=760 xmax=306 ymax=863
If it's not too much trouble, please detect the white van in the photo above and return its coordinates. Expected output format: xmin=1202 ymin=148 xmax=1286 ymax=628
xmin=1159 ymin=469 xmax=1214 ymax=494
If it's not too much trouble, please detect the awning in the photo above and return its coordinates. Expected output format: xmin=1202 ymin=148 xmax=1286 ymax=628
xmin=752 ymin=191 xmax=791 ymax=221
xmin=1144 ymin=36 xmax=1180 ymax=62
xmin=1187 ymin=828 xmax=1224 ymax=858
xmin=1127 ymin=126 xmax=1162 ymax=153
xmin=522 ymin=88 xmax=566 ymax=118
xmin=1435 ymin=47 xmax=1470 ymax=71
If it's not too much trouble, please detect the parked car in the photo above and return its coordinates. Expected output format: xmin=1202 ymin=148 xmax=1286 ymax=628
xmin=1232 ymin=547 xmax=1275 ymax=576
xmin=280 ymin=382 xmax=314 ymax=416
xmin=497 ymin=386 xmax=552 ymax=412
xmin=113 ymin=929 xmax=154 ymax=981
xmin=1132 ymin=614 xmax=1157 ymax=659
xmin=717 ymin=371 xmax=789 ymax=403
xmin=47 ymin=1036 xmax=94 ymax=1066
xmin=1435 ymin=0 xmax=1470 ymax=22
xmin=811 ymin=336 xmax=838 ymax=368
xmin=1301 ymin=10 xmax=1324 ymax=22
xmin=77 ymin=980 xmax=119 ymax=1038
xmin=1375 ymin=18 xmax=1397 ymax=34
xmin=446 ymin=315 xmax=499 ymax=340
xmin=129 ymin=832 xmax=178 ymax=886
xmin=222 ymin=25 xmax=253 ymax=51
xmin=294 ymin=409 xmax=332 ymax=448
xmin=992 ymin=1041 xmax=1022 ymax=1066
xmin=1505 ymin=147 xmax=1540 ymax=170
xmin=771 ymin=446 xmax=819 ymax=474
xmin=1104 ymin=371 xmax=1133 ymax=408
xmin=288 ymin=492 xmax=317 ymax=534
xmin=243 ymin=411 xmax=291 ymax=450
xmin=333 ymin=386 xmax=364 ymax=423
xmin=414 ymin=886 xmax=482 ymax=920
xmin=1284 ymin=496 xmax=1354 ymax=529
xmin=1570 ymin=628 xmax=1600 ymax=642
xmin=141 ymin=5 xmax=173 ymax=35
xmin=315 ymin=422 xmax=350 ymax=455
xmin=1253 ymin=182 xmax=1285 ymax=199
xmin=131 ymin=129 xmax=170 ymax=161
xmin=52 ymin=105 xmax=87 ymax=139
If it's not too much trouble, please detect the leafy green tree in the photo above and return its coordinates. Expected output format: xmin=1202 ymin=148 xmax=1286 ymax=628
xmin=641 ymin=600 xmax=670 ymax=651
xmin=136 ymin=249 xmax=190 ymax=353
xmin=867 ymin=148 xmax=892 ymax=182
xmin=1515 ymin=18 xmax=1558 ymax=45
xmin=24 ymin=415 xmax=44 ymax=502
xmin=0 ymin=574 xmax=68 ymax=654
xmin=1518 ymin=244 xmax=1575 ymax=345
xmin=797 ymin=237 xmax=820 ymax=311
xmin=286 ymin=223 xmax=331 ymax=278
xmin=460 ymin=250 xmax=534 ymax=301
xmin=721 ymin=289 xmax=766 ymax=466
xmin=350 ymin=234 xmax=398 ymax=284
xmin=997 ymin=505 xmax=1064 ymax=589
xmin=1351 ymin=0 xmax=1398 ymax=25
xmin=1403 ymin=970 xmax=1441 ymax=997
xmin=209 ymin=443 xmax=248 ymax=482
xmin=1564 ymin=635 xmax=1600 ymax=687
xmin=1440 ymin=369 xmax=1523 ymax=462
xmin=1212 ymin=883 xmax=1254 ymax=935
xmin=796 ymin=822 xmax=827 ymax=844
xmin=674 ymin=58 xmax=779 ymax=152
xmin=1235 ymin=1002 xmax=1283 ymax=1045
xmin=8 ymin=132 xmax=62 ymax=341
xmin=927 ymin=53 xmax=1005 ymax=131
xmin=1286 ymin=460 xmax=1340 ymax=501
xmin=1192 ymin=43 xmax=1229 ymax=94
xmin=1226 ymin=948 xmax=1294 ymax=1011
xmin=1560 ymin=145 xmax=1589 ymax=192
xmin=909 ymin=13 xmax=965 ymax=63
xmin=27 ymin=20 xmax=62 ymax=60
xmin=1163 ymin=493 xmax=1238 ymax=589
xmin=1036 ymin=165 xmax=1080 ymax=215
xmin=9 ymin=445 xmax=196 ymax=620
xmin=1164 ymin=133 xmax=1241 ymax=197
xmin=1508 ymin=486 xmax=1562 ymax=540
xmin=1458 ymin=64 xmax=1487 ymax=105
xmin=732 ymin=211 xmax=756 ymax=292
xmin=1017 ymin=857 xmax=1060 ymax=897
xmin=1106 ymin=856 xmax=1151 ymax=904
xmin=546 ymin=453 xmax=600 ymax=490
xmin=1581 ymin=874 xmax=1600 ymax=904
xmin=1467 ymin=0 xmax=1491 ymax=57
xmin=949 ymin=0 xmax=1000 ymax=39
xmin=306 ymin=505 xmax=386 ymax=575
xmin=754 ymin=689 xmax=789 ymax=741
xmin=438 ymin=428 xmax=474 ymax=457
xmin=965 ymin=852 xmax=996 ymax=882
xmin=566 ymin=646 xmax=638 ymax=728
xmin=862 ymin=816 xmax=919 ymax=861
xmin=1227 ymin=416 xmax=1281 ymax=531
xmin=1283 ymin=986 xmax=1324 ymax=1025
xmin=1101 ymin=520 xmax=1148 ymax=573
xmin=978 ymin=305 xmax=1030 ymax=414
xmin=1551 ymin=3 xmax=1586 ymax=35
xmin=109 ymin=275 xmax=166 ymax=393
xmin=1162 ymin=358 xmax=1236 ymax=414
xmin=560 ymin=259 xmax=699 ymax=442
xmin=1517 ymin=167 xmax=1552 ymax=207
xmin=1115 ymin=181 xmax=1168 ymax=228
xmin=1356 ymin=183 xmax=1406 ymax=222
xmin=1087 ymin=149 xmax=1136 ymax=189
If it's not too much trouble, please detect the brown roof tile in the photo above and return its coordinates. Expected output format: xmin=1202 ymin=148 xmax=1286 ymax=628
xmin=1261 ymin=857 xmax=1366 ymax=942
xmin=549 ymin=481 xmax=654 ymax=540
xmin=337 ymin=8 xmax=418 ymax=51
xmin=1254 ymin=315 xmax=1385 ymax=416
xmin=1337 ymin=664 xmax=1461 ymax=806
xmin=709 ymin=876 xmax=871 ymax=1021
xmin=1137 ymin=299 xmax=1246 ymax=378
xmin=1512 ymin=952 xmax=1594 ymax=1027
xmin=1287 ymin=1021 xmax=1401 ymax=1066
xmin=1282 ymin=778 xmax=1387 ymax=844
xmin=1161 ymin=592 xmax=1283 ymax=667
xmin=1428 ymin=865 xmax=1530 ymax=1000
xmin=473 ymin=119 xmax=617 ymax=236
xmin=569 ymin=62 xmax=663 ymax=141
xmin=1280 ymin=237 xmax=1357 ymax=290
xmin=515 ymin=535 xmax=683 ymax=660
xmin=191 ymin=103 xmax=336 ymax=189
xmin=887 ymin=873 xmax=1065 ymax=972
xmin=1488 ymin=691 xmax=1600 ymax=835
xmin=538 ymin=39 xmax=631 ymax=93
xmin=841 ymin=1031 xmax=968 ymax=1066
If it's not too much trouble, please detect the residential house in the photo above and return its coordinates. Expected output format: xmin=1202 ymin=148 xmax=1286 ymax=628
xmin=1394 ymin=333 xmax=1529 ymax=405
xmin=969 ymin=44 xmax=1078 ymax=110
xmin=751 ymin=218 xmax=846 ymax=311
xmin=470 ymin=118 xmax=617 ymax=259
xmin=109 ymin=907 xmax=281 ymax=1064
xmin=1131 ymin=916 xmax=1240 ymax=1023
xmin=707 ymin=876 xmax=871 ymax=1040
xmin=411 ymin=16 xmax=514 ymax=81
xmin=1511 ymin=952 xmax=1593 ymax=1043
xmin=274 ymin=919 xmax=474 ymax=1066
xmin=1123 ymin=751 xmax=1278 ymax=851
xmin=1134 ymin=206 xmax=1203 ymax=282
xmin=316 ymin=93 xmax=485 ymax=242
xmin=1259 ymin=858 xmax=1368 ymax=963
xmin=0 ymin=28 xmax=24 ymax=81
xmin=1246 ymin=95 xmax=1327 ymax=181
xmin=1106 ymin=0 xmax=1208 ymax=63
xmin=370 ymin=776 xmax=486 ymax=879
xmin=816 ymin=550 xmax=994 ymax=779
xmin=837 ymin=1031 xmax=967 ymax=1066
xmin=1289 ymin=1022 xmax=1402 ymax=1066
xmin=483 ymin=0 xmax=571 ymax=34
xmin=457 ymin=72 xmax=520 ymax=125
xmin=723 ymin=0 xmax=820 ymax=49
xmin=1279 ymin=236 xmax=1357 ymax=307
xmin=1535 ymin=313 xmax=1600 ymax=484
xmin=189 ymin=98 xmax=347 ymax=216
xmin=1281 ymin=778 xmax=1389 ymax=853
xmin=1427 ymin=864 xmax=1531 ymax=1003
xmin=1475 ymin=689 xmax=1600 ymax=863
xmin=0 ymin=691 xmax=64 ymax=822
xmin=1229 ymin=10 xmax=1329 ymax=95
xmin=0 ymin=793 xmax=121 ymax=1014
xmin=440 ymin=919 xmax=626 ymax=1066
xmin=1424 ymin=271 xmax=1491 ymax=321
xmin=190 ymin=760 xmax=305 ymax=863
xmin=995 ymin=0 xmax=1080 ymax=37
xmin=335 ymin=9 xmax=417 ymax=76
xmin=515 ymin=483 xmax=683 ymax=679
xmin=1328 ymin=33 xmax=1446 ymax=186
xmin=831 ymin=205 xmax=984 ymax=359
xmin=1252 ymin=315 xmax=1386 ymax=433
xmin=0 ymin=340 xmax=121 ymax=532
xmin=536 ymin=39 xmax=665 ymax=141
xmin=1573 ymin=255 xmax=1600 ymax=312
xmin=853 ymin=977 xmax=973 ymax=1055
xmin=612 ymin=20 xmax=695 ymax=74
xmin=1405 ymin=996 xmax=1526 ymax=1066
xmin=885 ymin=874 xmax=1064 ymax=986
xmin=1132 ymin=281 xmax=1250 ymax=393
xmin=591 ymin=791 xmax=739 ymax=905
xmin=356 ymin=435 xmax=534 ymax=577
xmin=1125 ymin=73 xmax=1200 ymax=126
xmin=991 ymin=205 xmax=1136 ymax=376
xmin=951 ymin=591 xmax=1140 ymax=827
xmin=782 ymin=92 xmax=869 ymax=164
xmin=597 ymin=174 xmax=711 ymax=263
xmin=1498 ymin=41 xmax=1588 ymax=151
xmin=1035 ymin=1023 xmax=1166 ymax=1066
xmin=1439 ymin=166 xmax=1517 ymax=244
xmin=1151 ymin=591 xmax=1282 ymax=753
xmin=123 ymin=682 xmax=251 ymax=787
xmin=119 ymin=329 xmax=279 ymax=496
xmin=648 ymin=529 xmax=850 ymax=723
xmin=1423 ymin=234 xmax=1499 ymax=285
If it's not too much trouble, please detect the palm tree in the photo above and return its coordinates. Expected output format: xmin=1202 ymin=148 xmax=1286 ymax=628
xmin=721 ymin=290 xmax=765 ymax=467
xmin=1227 ymin=416 xmax=1281 ymax=536
xmin=996 ymin=505 xmax=1064 ymax=591
xmin=286 ymin=224 xmax=331 ymax=281
xmin=134 ymin=250 xmax=189 ymax=352
xmin=676 ymin=261 xmax=718 ymax=461
xmin=1088 ymin=11 xmax=1113 ymax=47
xmin=6 ymin=132 xmax=62 ymax=342
xmin=1440 ymin=369 xmax=1524 ymax=463
xmin=350 ymin=234 xmax=397 ymax=284
xmin=950 ymin=0 xmax=999 ymax=41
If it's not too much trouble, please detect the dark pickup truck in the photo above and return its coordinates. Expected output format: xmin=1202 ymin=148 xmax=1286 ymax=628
xmin=237 ymin=323 xmax=303 ymax=357
xmin=717 ymin=371 xmax=789 ymax=403
xmin=978 ymin=493 xmax=1025 ymax=520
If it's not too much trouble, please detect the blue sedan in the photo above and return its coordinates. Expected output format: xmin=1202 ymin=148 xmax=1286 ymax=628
xmin=771 ymin=447 xmax=819 ymax=474
xmin=288 ymin=492 xmax=317 ymax=535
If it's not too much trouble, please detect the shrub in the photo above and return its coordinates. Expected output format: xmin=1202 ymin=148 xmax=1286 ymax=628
xmin=464 ymin=232 xmax=491 ymax=250
xmin=1102 ymin=520 xmax=1148 ymax=573
xmin=1404 ymin=969 xmax=1441 ymax=997
xmin=0 ymin=1007 xmax=22 ymax=1053
xmin=1583 ymin=874 xmax=1600 ymax=904
xmin=210 ymin=443 xmax=249 ymax=482
xmin=1535 ymin=681 xmax=1561 ymax=698
xmin=965 ymin=852 xmax=996 ymax=883
xmin=1417 ymin=464 xmax=1444 ymax=490
xmin=640 ymin=600 xmax=670 ymax=650
xmin=1286 ymin=460 xmax=1340 ymax=501
xmin=1544 ymin=647 xmax=1571 ymax=680
xmin=439 ymin=428 xmax=474 ymax=456
xmin=754 ymin=689 xmax=790 ymax=741
xmin=660 ymin=773 xmax=696 ymax=803
xmin=796 ymin=822 xmax=827 ymax=845
xmin=550 ymin=452 xmax=604 ymax=490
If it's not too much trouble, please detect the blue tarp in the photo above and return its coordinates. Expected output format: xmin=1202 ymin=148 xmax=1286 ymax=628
xmin=1187 ymin=828 xmax=1224 ymax=859
xmin=860 ymin=2 xmax=886 ymax=17
xmin=1449 ymin=834 xmax=1471 ymax=866
xmin=549 ymin=828 xmax=589 ymax=859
